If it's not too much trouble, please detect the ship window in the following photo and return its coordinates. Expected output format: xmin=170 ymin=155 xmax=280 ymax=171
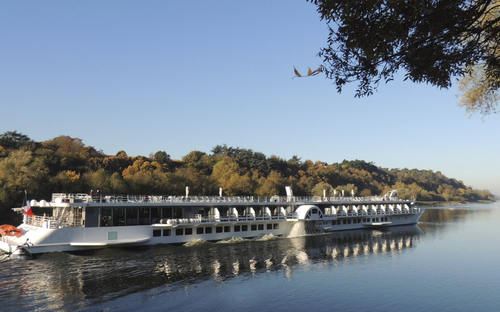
xmin=267 ymin=224 xmax=272 ymax=230
xmin=205 ymin=227 xmax=212 ymax=234
xmin=151 ymin=208 xmax=161 ymax=224
xmin=234 ymin=225 xmax=241 ymax=232
xmin=108 ymin=232 xmax=118 ymax=240
xmin=153 ymin=230 xmax=161 ymax=237
xmin=101 ymin=208 xmax=112 ymax=227
xmin=348 ymin=219 xmax=351 ymax=224
xmin=84 ymin=208 xmax=99 ymax=227
xmin=126 ymin=208 xmax=138 ymax=225
xmin=224 ymin=226 xmax=230 ymax=232
xmin=258 ymin=224 xmax=264 ymax=230
xmin=343 ymin=220 xmax=347 ymax=224
xmin=197 ymin=227 xmax=204 ymax=234
xmin=162 ymin=207 xmax=173 ymax=219
xmin=139 ymin=208 xmax=151 ymax=225
xmin=363 ymin=218 xmax=366 ymax=223
xmin=176 ymin=228 xmax=183 ymax=235
xmin=273 ymin=223 xmax=279 ymax=229
xmin=251 ymin=225 xmax=257 ymax=231
xmin=216 ymin=226 xmax=223 ymax=233
xmin=174 ymin=207 xmax=183 ymax=219
xmin=242 ymin=225 xmax=248 ymax=231
xmin=185 ymin=228 xmax=193 ymax=235
xmin=163 ymin=229 xmax=171 ymax=236
xmin=332 ymin=221 xmax=335 ymax=225
xmin=113 ymin=207 xmax=125 ymax=226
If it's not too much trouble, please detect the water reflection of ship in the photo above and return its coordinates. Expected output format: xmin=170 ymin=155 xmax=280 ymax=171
xmin=153 ymin=224 xmax=423 ymax=282
xmin=4 ymin=225 xmax=423 ymax=311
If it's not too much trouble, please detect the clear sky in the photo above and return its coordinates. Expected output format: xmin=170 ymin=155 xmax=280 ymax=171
xmin=1 ymin=1 xmax=499 ymax=195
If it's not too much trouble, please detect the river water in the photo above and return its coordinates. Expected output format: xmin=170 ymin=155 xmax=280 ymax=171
xmin=1 ymin=202 xmax=499 ymax=312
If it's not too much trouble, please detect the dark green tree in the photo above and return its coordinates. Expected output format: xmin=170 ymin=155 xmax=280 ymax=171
xmin=153 ymin=151 xmax=171 ymax=164
xmin=0 ymin=131 xmax=32 ymax=149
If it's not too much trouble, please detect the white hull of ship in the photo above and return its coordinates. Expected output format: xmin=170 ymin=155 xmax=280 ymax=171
xmin=0 ymin=192 xmax=424 ymax=258
xmin=1 ymin=213 xmax=423 ymax=258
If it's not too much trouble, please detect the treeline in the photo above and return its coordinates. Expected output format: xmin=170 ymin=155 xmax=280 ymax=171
xmin=0 ymin=131 xmax=494 ymax=218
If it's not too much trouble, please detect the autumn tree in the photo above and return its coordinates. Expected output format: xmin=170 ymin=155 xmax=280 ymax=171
xmin=52 ymin=170 xmax=84 ymax=193
xmin=0 ymin=149 xmax=49 ymax=215
xmin=334 ymin=184 xmax=358 ymax=196
xmin=211 ymin=157 xmax=255 ymax=195
xmin=168 ymin=167 xmax=217 ymax=196
xmin=40 ymin=136 xmax=97 ymax=172
xmin=256 ymin=170 xmax=288 ymax=196
xmin=182 ymin=150 xmax=214 ymax=175
xmin=457 ymin=0 xmax=500 ymax=116
xmin=211 ymin=144 xmax=271 ymax=176
xmin=311 ymin=182 xmax=335 ymax=196
xmin=0 ymin=132 xmax=495 ymax=220
xmin=109 ymin=172 xmax=129 ymax=194
xmin=310 ymin=0 xmax=500 ymax=115
xmin=458 ymin=55 xmax=500 ymax=116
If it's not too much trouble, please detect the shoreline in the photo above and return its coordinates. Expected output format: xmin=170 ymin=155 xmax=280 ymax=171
xmin=417 ymin=199 xmax=496 ymax=207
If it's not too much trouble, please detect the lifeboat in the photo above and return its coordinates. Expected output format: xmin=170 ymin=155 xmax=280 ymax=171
xmin=0 ymin=224 xmax=23 ymax=237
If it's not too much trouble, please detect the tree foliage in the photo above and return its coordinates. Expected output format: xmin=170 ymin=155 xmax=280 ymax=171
xmin=309 ymin=0 xmax=500 ymax=115
xmin=457 ymin=0 xmax=500 ymax=116
xmin=0 ymin=131 xmax=32 ymax=149
xmin=0 ymin=131 xmax=494 ymax=220
xmin=458 ymin=65 xmax=499 ymax=116
xmin=153 ymin=151 xmax=171 ymax=164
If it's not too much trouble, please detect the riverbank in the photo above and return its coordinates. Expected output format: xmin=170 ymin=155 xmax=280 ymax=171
xmin=417 ymin=199 xmax=496 ymax=206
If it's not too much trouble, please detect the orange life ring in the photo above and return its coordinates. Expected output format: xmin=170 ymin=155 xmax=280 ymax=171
xmin=0 ymin=224 xmax=23 ymax=237
xmin=282 ymin=196 xmax=287 ymax=202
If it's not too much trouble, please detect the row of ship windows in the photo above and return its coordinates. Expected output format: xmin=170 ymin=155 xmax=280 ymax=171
xmin=330 ymin=216 xmax=407 ymax=225
xmin=331 ymin=217 xmax=391 ymax=225
xmin=153 ymin=223 xmax=280 ymax=237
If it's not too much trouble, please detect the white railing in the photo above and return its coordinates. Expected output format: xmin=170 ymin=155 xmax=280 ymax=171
xmin=24 ymin=215 xmax=83 ymax=229
xmin=158 ymin=214 xmax=288 ymax=225
xmin=23 ymin=206 xmax=420 ymax=229
xmin=50 ymin=193 xmax=412 ymax=205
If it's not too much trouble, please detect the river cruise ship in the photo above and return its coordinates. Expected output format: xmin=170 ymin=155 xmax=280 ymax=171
xmin=0 ymin=188 xmax=423 ymax=258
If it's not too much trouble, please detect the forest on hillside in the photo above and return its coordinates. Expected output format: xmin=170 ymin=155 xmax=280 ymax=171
xmin=0 ymin=131 xmax=494 ymax=218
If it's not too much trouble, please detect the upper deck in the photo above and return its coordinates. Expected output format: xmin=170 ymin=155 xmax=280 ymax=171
xmin=20 ymin=193 xmax=420 ymax=230
xmin=45 ymin=193 xmax=413 ymax=207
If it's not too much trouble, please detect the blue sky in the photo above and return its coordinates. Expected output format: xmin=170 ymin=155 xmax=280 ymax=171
xmin=1 ymin=1 xmax=499 ymax=195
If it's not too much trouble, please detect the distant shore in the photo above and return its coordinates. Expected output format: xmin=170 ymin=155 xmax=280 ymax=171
xmin=417 ymin=199 xmax=496 ymax=206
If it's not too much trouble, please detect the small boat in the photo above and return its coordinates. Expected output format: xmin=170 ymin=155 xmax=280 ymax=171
xmin=0 ymin=188 xmax=423 ymax=258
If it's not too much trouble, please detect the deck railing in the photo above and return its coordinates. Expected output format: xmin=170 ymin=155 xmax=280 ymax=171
xmin=24 ymin=215 xmax=82 ymax=229
xmin=22 ymin=205 xmax=421 ymax=230
xmin=50 ymin=193 xmax=412 ymax=205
